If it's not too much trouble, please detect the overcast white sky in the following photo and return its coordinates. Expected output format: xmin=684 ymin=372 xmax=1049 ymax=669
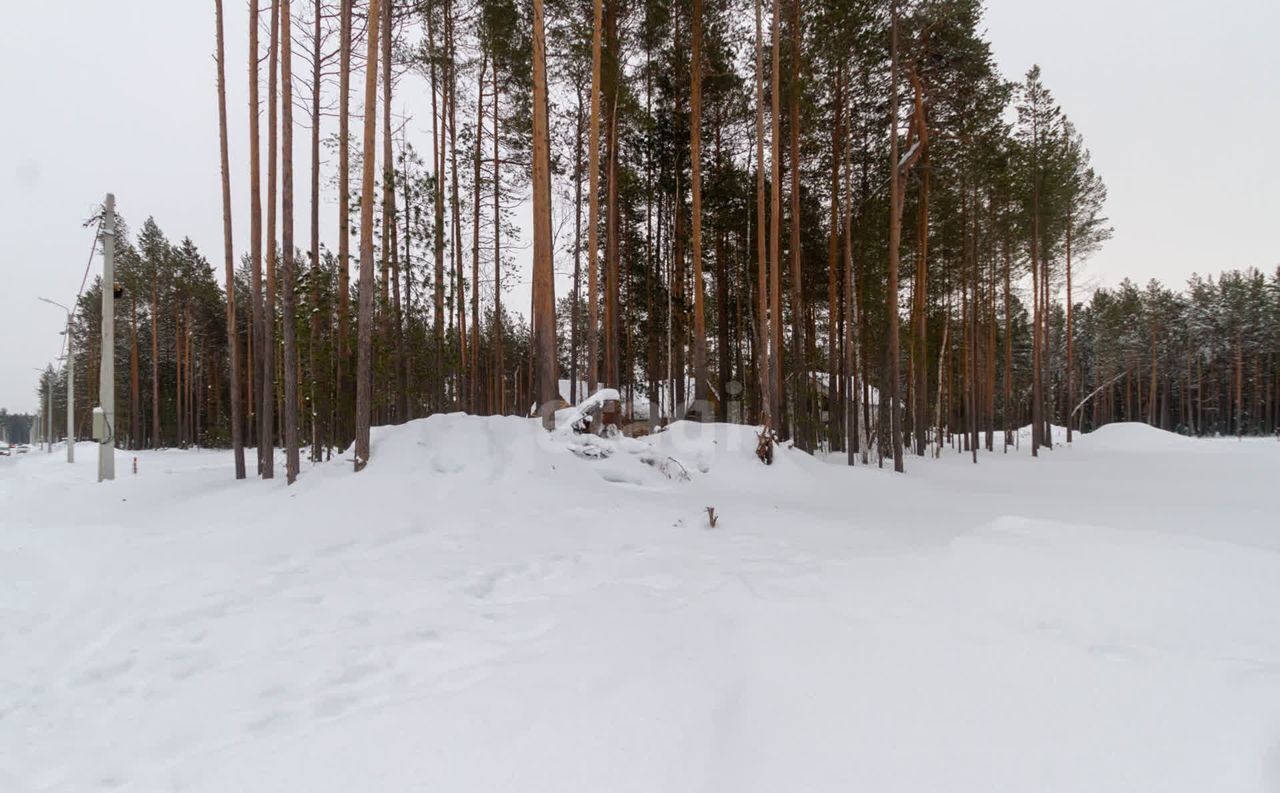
xmin=1 ymin=0 xmax=1276 ymax=410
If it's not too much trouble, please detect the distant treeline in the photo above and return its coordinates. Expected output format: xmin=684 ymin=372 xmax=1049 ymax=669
xmin=1072 ymin=269 xmax=1280 ymax=438
xmin=0 ymin=410 xmax=36 ymax=445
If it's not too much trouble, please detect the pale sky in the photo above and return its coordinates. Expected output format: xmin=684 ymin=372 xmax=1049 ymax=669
xmin=1 ymin=0 xmax=1276 ymax=410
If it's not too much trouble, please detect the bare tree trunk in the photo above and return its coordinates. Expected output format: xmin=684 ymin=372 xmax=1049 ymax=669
xmin=492 ymin=59 xmax=503 ymax=413
xmin=768 ymin=0 xmax=783 ymax=434
xmin=688 ymin=0 xmax=707 ymax=416
xmin=447 ymin=0 xmax=466 ymax=414
xmin=354 ymin=0 xmax=381 ymax=470
xmin=911 ymin=72 xmax=929 ymax=457
xmin=151 ymin=281 xmax=160 ymax=447
xmin=603 ymin=54 xmax=620 ymax=388
xmin=886 ymin=0 xmax=904 ymax=472
xmin=827 ymin=66 xmax=842 ymax=450
xmin=787 ymin=0 xmax=805 ymax=448
xmin=841 ymin=90 xmax=858 ymax=464
xmin=429 ymin=1 xmax=446 ymax=414
xmin=337 ymin=0 xmax=352 ymax=444
xmin=470 ymin=54 xmax=486 ymax=413
xmin=309 ymin=0 xmax=323 ymax=461
xmin=1029 ymin=112 xmax=1039 ymax=457
xmin=586 ymin=0 xmax=603 ymax=395
xmin=176 ymin=303 xmax=184 ymax=446
xmin=401 ymin=139 xmax=416 ymax=416
xmin=531 ymin=0 xmax=557 ymax=430
xmin=382 ymin=0 xmax=404 ymax=423
xmin=262 ymin=0 xmax=279 ymax=478
xmin=215 ymin=0 xmax=245 ymax=478
xmin=130 ymin=297 xmax=140 ymax=449
xmin=571 ymin=85 xmax=584 ymax=405
xmin=1065 ymin=207 xmax=1073 ymax=442
xmin=281 ymin=0 xmax=300 ymax=483
xmin=753 ymin=0 xmax=772 ymax=432
xmin=249 ymin=0 xmax=265 ymax=468
xmin=1003 ymin=233 xmax=1012 ymax=450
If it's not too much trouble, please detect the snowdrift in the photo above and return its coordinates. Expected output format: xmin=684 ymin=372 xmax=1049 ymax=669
xmin=346 ymin=412 xmax=821 ymax=494
xmin=1082 ymin=421 xmax=1197 ymax=452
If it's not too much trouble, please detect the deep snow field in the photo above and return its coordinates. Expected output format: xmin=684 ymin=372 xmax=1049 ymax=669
xmin=2 ymin=418 xmax=1279 ymax=792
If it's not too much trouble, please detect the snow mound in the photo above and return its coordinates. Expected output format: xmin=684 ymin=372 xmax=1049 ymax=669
xmin=1083 ymin=422 xmax=1196 ymax=452
xmin=335 ymin=412 xmax=800 ymax=494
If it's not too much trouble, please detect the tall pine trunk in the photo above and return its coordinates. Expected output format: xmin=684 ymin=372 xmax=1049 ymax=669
xmin=586 ymin=0 xmax=603 ymax=395
xmin=215 ymin=0 xmax=244 ymax=478
xmin=753 ymin=0 xmax=772 ymax=431
xmin=787 ymin=0 xmax=805 ymax=448
xmin=354 ymin=0 xmax=381 ymax=470
xmin=531 ymin=0 xmax=557 ymax=430
xmin=262 ymin=0 xmax=279 ymax=478
xmin=768 ymin=0 xmax=783 ymax=434
xmin=689 ymin=0 xmax=707 ymax=415
xmin=337 ymin=0 xmax=352 ymax=444
xmin=281 ymin=0 xmax=300 ymax=483
xmin=308 ymin=0 xmax=323 ymax=460
xmin=886 ymin=0 xmax=904 ymax=472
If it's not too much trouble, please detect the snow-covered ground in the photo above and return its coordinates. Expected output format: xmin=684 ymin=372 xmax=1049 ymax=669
xmin=2 ymin=419 xmax=1278 ymax=792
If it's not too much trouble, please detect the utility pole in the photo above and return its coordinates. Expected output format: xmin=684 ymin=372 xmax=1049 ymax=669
xmin=40 ymin=297 xmax=75 ymax=463
xmin=99 ymin=193 xmax=116 ymax=481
